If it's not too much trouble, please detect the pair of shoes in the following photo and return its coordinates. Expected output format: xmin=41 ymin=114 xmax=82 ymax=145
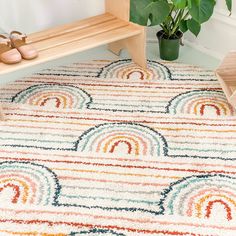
xmin=0 ymin=31 xmax=38 ymax=64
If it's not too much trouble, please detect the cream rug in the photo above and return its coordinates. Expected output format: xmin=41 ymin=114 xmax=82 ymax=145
xmin=0 ymin=59 xmax=235 ymax=235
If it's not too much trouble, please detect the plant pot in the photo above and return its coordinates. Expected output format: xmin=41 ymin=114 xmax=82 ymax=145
xmin=156 ymin=30 xmax=183 ymax=61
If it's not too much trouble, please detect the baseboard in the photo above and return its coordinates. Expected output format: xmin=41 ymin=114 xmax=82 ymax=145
xmin=213 ymin=9 xmax=236 ymax=26
xmin=0 ymin=27 xmax=6 ymax=34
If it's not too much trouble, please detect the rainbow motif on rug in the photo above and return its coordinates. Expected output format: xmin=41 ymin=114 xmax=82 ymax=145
xmin=160 ymin=174 xmax=236 ymax=221
xmin=98 ymin=59 xmax=172 ymax=80
xmin=76 ymin=123 xmax=168 ymax=156
xmin=7 ymin=60 xmax=234 ymax=116
xmin=12 ymin=84 xmax=92 ymax=109
xmin=166 ymin=90 xmax=235 ymax=116
xmin=0 ymin=162 xmax=60 ymax=205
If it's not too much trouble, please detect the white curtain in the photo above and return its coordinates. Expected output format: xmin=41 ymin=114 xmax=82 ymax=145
xmin=0 ymin=0 xmax=104 ymax=34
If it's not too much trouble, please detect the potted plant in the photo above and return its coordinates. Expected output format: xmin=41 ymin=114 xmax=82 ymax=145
xmin=131 ymin=0 xmax=232 ymax=61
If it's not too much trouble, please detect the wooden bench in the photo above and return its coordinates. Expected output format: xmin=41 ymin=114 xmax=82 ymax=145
xmin=216 ymin=51 xmax=236 ymax=108
xmin=0 ymin=0 xmax=147 ymax=120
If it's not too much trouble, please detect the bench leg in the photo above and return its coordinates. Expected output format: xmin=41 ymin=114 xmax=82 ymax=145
xmin=108 ymin=29 xmax=147 ymax=69
xmin=108 ymin=41 xmax=124 ymax=56
xmin=124 ymin=30 xmax=147 ymax=69
xmin=0 ymin=104 xmax=4 ymax=121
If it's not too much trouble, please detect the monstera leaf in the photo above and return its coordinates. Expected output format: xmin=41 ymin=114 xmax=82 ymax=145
xmin=188 ymin=0 xmax=232 ymax=23
xmin=225 ymin=0 xmax=232 ymax=12
xmin=130 ymin=0 xmax=170 ymax=26
xmin=187 ymin=18 xmax=201 ymax=36
xmin=189 ymin=0 xmax=216 ymax=23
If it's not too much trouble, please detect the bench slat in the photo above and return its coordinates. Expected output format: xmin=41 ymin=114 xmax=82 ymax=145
xmin=0 ymin=23 xmax=141 ymax=74
xmin=33 ymin=18 xmax=129 ymax=51
xmin=28 ymin=13 xmax=116 ymax=43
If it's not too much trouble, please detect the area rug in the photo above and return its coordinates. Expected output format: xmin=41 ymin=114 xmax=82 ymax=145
xmin=0 ymin=59 xmax=236 ymax=235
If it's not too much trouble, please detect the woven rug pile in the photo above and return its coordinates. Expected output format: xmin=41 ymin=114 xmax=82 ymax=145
xmin=0 ymin=59 xmax=236 ymax=235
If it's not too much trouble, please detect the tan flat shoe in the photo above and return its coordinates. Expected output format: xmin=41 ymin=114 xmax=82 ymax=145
xmin=10 ymin=31 xmax=38 ymax=60
xmin=0 ymin=34 xmax=22 ymax=64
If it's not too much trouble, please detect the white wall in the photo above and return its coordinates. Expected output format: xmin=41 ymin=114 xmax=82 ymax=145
xmin=148 ymin=1 xmax=236 ymax=59
xmin=183 ymin=1 xmax=236 ymax=59
xmin=0 ymin=0 xmax=104 ymax=34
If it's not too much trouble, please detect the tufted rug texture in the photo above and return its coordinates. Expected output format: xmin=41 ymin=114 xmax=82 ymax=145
xmin=0 ymin=59 xmax=236 ymax=235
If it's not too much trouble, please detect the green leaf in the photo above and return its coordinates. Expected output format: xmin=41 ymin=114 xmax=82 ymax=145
xmin=146 ymin=0 xmax=170 ymax=26
xmin=179 ymin=20 xmax=188 ymax=33
xmin=187 ymin=18 xmax=201 ymax=36
xmin=130 ymin=0 xmax=152 ymax=26
xmin=225 ymin=0 xmax=232 ymax=12
xmin=130 ymin=0 xmax=170 ymax=26
xmin=189 ymin=0 xmax=216 ymax=23
xmin=173 ymin=0 xmax=187 ymax=9
xmin=187 ymin=0 xmax=192 ymax=8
